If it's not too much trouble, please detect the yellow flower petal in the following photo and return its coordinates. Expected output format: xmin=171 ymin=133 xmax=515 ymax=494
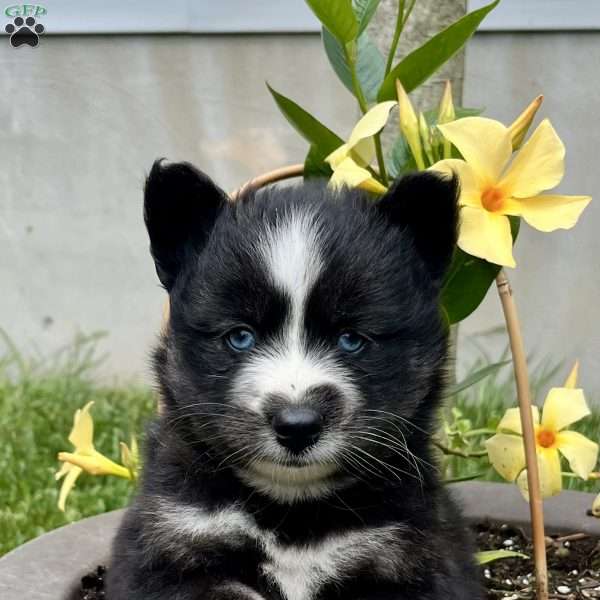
xmin=485 ymin=433 xmax=526 ymax=482
xmin=429 ymin=159 xmax=482 ymax=208
xmin=517 ymin=448 xmax=563 ymax=500
xmin=564 ymin=361 xmax=579 ymax=389
xmin=557 ymin=430 xmax=599 ymax=480
xmin=326 ymin=143 xmax=350 ymax=169
xmin=538 ymin=448 xmax=564 ymax=497
xmin=350 ymin=138 xmax=376 ymax=167
xmin=68 ymin=401 xmax=95 ymax=452
xmin=55 ymin=460 xmax=71 ymax=481
xmin=57 ymin=464 xmax=82 ymax=512
xmin=503 ymin=194 xmax=590 ymax=233
xmin=329 ymin=157 xmax=372 ymax=190
xmin=458 ymin=207 xmax=516 ymax=267
xmin=500 ymin=119 xmax=565 ymax=198
xmin=497 ymin=406 xmax=540 ymax=435
xmin=541 ymin=387 xmax=590 ymax=432
xmin=437 ymin=117 xmax=512 ymax=183
xmin=358 ymin=178 xmax=388 ymax=195
xmin=347 ymin=101 xmax=397 ymax=149
xmin=59 ymin=450 xmax=132 ymax=479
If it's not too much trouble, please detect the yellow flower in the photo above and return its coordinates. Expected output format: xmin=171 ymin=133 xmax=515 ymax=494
xmin=326 ymin=101 xmax=396 ymax=194
xmin=486 ymin=362 xmax=598 ymax=499
xmin=431 ymin=116 xmax=591 ymax=267
xmin=56 ymin=402 xmax=132 ymax=511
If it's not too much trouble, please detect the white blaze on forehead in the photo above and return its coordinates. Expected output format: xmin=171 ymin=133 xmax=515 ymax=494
xmin=260 ymin=209 xmax=324 ymax=327
xmin=249 ymin=211 xmax=329 ymax=403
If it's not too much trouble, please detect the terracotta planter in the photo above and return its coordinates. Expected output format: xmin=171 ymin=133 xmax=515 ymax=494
xmin=1 ymin=482 xmax=598 ymax=599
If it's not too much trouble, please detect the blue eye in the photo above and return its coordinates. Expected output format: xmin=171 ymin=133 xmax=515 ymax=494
xmin=226 ymin=328 xmax=256 ymax=352
xmin=337 ymin=331 xmax=366 ymax=354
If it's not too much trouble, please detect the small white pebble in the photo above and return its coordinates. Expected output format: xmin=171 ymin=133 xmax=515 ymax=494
xmin=521 ymin=577 xmax=530 ymax=586
xmin=503 ymin=539 xmax=514 ymax=547
xmin=504 ymin=578 xmax=513 ymax=586
xmin=569 ymin=569 xmax=578 ymax=576
xmin=564 ymin=540 xmax=571 ymax=547
xmin=557 ymin=585 xmax=571 ymax=594
xmin=484 ymin=569 xmax=491 ymax=579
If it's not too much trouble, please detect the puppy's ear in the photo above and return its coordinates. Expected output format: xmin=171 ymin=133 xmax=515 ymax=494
xmin=376 ymin=171 xmax=459 ymax=282
xmin=144 ymin=159 xmax=228 ymax=290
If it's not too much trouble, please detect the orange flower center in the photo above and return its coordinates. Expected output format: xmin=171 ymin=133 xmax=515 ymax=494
xmin=537 ymin=429 xmax=556 ymax=449
xmin=481 ymin=186 xmax=505 ymax=212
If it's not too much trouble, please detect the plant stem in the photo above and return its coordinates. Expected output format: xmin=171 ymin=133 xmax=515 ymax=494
xmin=345 ymin=45 xmax=389 ymax=186
xmin=434 ymin=441 xmax=487 ymax=459
xmin=384 ymin=0 xmax=417 ymax=76
xmin=562 ymin=471 xmax=600 ymax=480
xmin=496 ymin=271 xmax=548 ymax=600
xmin=463 ymin=428 xmax=496 ymax=438
xmin=373 ymin=134 xmax=389 ymax=185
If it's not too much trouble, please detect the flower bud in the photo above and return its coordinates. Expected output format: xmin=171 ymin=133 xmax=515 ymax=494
xmin=508 ymin=95 xmax=543 ymax=151
xmin=418 ymin=113 xmax=434 ymax=165
xmin=396 ymin=80 xmax=425 ymax=170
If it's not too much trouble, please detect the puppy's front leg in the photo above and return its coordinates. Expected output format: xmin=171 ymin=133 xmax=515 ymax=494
xmin=110 ymin=579 xmax=267 ymax=600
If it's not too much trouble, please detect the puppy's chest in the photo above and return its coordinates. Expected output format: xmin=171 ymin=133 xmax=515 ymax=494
xmin=257 ymin=525 xmax=406 ymax=600
xmin=149 ymin=500 xmax=407 ymax=600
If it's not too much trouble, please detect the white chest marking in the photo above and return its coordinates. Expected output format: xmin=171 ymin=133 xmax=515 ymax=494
xmin=150 ymin=499 xmax=406 ymax=600
xmin=261 ymin=526 xmax=405 ymax=600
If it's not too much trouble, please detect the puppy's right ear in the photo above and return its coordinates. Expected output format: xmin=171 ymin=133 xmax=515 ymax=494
xmin=144 ymin=159 xmax=228 ymax=290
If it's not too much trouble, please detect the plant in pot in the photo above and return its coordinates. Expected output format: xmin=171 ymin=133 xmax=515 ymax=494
xmin=0 ymin=2 xmax=596 ymax=600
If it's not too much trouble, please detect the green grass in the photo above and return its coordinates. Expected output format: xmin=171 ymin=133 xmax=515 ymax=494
xmin=0 ymin=332 xmax=155 ymax=556
xmin=1 ymin=332 xmax=599 ymax=557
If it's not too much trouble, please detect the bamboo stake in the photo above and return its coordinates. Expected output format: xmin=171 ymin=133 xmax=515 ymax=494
xmin=496 ymin=270 xmax=548 ymax=600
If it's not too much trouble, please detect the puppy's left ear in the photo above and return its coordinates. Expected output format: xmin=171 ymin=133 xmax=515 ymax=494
xmin=376 ymin=171 xmax=459 ymax=283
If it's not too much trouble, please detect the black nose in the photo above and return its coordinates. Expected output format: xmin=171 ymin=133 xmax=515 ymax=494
xmin=272 ymin=407 xmax=323 ymax=453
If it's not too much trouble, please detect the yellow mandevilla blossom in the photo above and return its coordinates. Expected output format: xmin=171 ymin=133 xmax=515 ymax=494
xmin=431 ymin=116 xmax=591 ymax=267
xmin=55 ymin=402 xmax=132 ymax=511
xmin=486 ymin=362 xmax=598 ymax=500
xmin=325 ymin=101 xmax=396 ymax=194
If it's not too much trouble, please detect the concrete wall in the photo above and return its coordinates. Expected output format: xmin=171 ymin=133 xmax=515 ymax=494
xmin=1 ymin=32 xmax=598 ymax=392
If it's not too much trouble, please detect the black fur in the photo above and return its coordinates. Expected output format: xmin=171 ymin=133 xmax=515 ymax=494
xmin=106 ymin=161 xmax=482 ymax=600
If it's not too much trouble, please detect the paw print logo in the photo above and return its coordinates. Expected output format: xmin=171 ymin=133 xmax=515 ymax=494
xmin=5 ymin=16 xmax=45 ymax=48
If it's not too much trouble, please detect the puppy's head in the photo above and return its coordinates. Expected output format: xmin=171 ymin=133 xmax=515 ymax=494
xmin=145 ymin=160 xmax=458 ymax=502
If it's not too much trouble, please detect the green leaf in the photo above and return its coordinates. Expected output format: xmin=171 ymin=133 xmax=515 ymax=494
xmin=304 ymin=145 xmax=334 ymax=179
xmin=445 ymin=361 xmax=511 ymax=397
xmin=476 ymin=550 xmax=529 ymax=565
xmin=441 ymin=216 xmax=520 ymax=324
xmin=353 ymin=0 xmax=381 ymax=35
xmin=377 ymin=0 xmax=500 ymax=100
xmin=305 ymin=0 xmax=358 ymax=43
xmin=387 ymin=135 xmax=416 ymax=179
xmin=322 ymin=28 xmax=385 ymax=102
xmin=267 ymin=83 xmax=343 ymax=156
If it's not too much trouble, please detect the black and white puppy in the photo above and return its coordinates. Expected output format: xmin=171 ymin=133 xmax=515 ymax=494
xmin=106 ymin=160 xmax=483 ymax=600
